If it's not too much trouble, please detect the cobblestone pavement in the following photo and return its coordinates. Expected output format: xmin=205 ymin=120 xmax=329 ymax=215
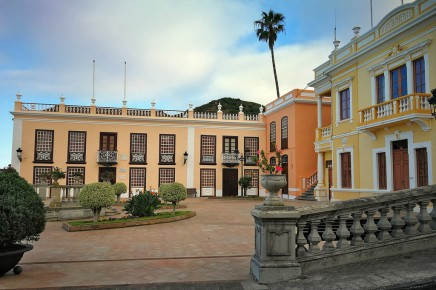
xmin=0 ymin=198 xmax=324 ymax=289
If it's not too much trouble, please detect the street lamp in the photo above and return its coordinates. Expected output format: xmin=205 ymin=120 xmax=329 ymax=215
xmin=183 ymin=151 xmax=189 ymax=164
xmin=16 ymin=148 xmax=22 ymax=162
xmin=428 ymin=89 xmax=436 ymax=118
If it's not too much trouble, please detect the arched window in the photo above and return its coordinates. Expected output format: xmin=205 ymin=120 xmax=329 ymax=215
xmin=270 ymin=122 xmax=276 ymax=152
xmin=270 ymin=157 xmax=276 ymax=165
xmin=281 ymin=116 xmax=288 ymax=149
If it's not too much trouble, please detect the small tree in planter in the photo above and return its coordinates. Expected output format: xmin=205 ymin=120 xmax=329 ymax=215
xmin=238 ymin=176 xmax=252 ymax=197
xmin=113 ymin=182 xmax=127 ymax=203
xmin=47 ymin=167 xmax=66 ymax=208
xmin=78 ymin=182 xmax=114 ymax=222
xmin=0 ymin=166 xmax=46 ymax=275
xmin=159 ymin=182 xmax=187 ymax=214
xmin=123 ymin=190 xmax=160 ymax=217
xmin=49 ymin=167 xmax=66 ymax=185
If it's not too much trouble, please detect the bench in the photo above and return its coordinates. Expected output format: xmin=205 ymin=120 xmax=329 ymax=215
xmin=187 ymin=188 xmax=197 ymax=198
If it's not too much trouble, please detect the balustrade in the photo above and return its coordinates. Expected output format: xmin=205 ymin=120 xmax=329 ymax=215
xmin=21 ymin=103 xmax=59 ymax=112
xmin=222 ymin=113 xmax=238 ymax=120
xmin=65 ymin=105 xmax=91 ymax=114
xmin=194 ymin=111 xmax=217 ymax=119
xmin=244 ymin=114 xmax=259 ymax=121
xmin=156 ymin=110 xmax=188 ymax=118
xmin=127 ymin=108 xmax=151 ymax=116
xmin=96 ymin=107 xmax=122 ymax=115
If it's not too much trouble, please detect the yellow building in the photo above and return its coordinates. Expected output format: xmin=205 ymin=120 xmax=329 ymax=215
xmin=309 ymin=0 xmax=435 ymax=201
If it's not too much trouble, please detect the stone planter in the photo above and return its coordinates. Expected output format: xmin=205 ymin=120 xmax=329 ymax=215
xmin=260 ymin=174 xmax=286 ymax=206
xmin=0 ymin=244 xmax=33 ymax=276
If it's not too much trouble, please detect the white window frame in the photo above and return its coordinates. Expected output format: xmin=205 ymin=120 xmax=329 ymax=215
xmin=336 ymin=146 xmax=354 ymax=189
xmin=334 ymin=77 xmax=353 ymax=126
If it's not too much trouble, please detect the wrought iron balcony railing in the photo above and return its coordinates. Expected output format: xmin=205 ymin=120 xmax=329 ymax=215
xmin=222 ymin=152 xmax=240 ymax=166
xmin=97 ymin=150 xmax=118 ymax=164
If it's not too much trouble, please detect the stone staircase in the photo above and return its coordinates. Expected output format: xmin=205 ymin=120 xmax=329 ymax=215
xmin=296 ymin=185 xmax=316 ymax=201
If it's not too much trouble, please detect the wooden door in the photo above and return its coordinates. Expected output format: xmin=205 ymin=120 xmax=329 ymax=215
xmin=100 ymin=133 xmax=117 ymax=151
xmin=393 ymin=140 xmax=409 ymax=191
xmin=223 ymin=169 xmax=238 ymax=196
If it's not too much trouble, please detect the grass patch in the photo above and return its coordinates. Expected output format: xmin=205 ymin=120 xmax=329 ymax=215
xmin=68 ymin=211 xmax=191 ymax=226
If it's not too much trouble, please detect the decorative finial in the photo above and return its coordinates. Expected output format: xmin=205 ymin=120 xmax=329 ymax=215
xmin=333 ymin=40 xmax=340 ymax=50
xmin=217 ymin=102 xmax=222 ymax=112
xmin=16 ymin=91 xmax=22 ymax=100
xmin=188 ymin=104 xmax=193 ymax=111
xmin=151 ymin=99 xmax=156 ymax=108
xmin=259 ymin=105 xmax=264 ymax=114
xmin=122 ymin=99 xmax=127 ymax=107
xmin=91 ymin=98 xmax=96 ymax=105
xmin=352 ymin=27 xmax=360 ymax=38
xmin=60 ymin=94 xmax=65 ymax=104
xmin=239 ymin=104 xmax=243 ymax=113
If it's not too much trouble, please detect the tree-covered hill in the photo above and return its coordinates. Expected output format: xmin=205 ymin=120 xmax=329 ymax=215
xmin=194 ymin=97 xmax=263 ymax=115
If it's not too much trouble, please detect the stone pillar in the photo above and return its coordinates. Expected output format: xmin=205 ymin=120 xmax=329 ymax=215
xmin=59 ymin=95 xmax=66 ymax=113
xmin=317 ymin=96 xmax=322 ymax=128
xmin=250 ymin=205 xmax=301 ymax=284
xmin=188 ymin=104 xmax=194 ymax=119
xmin=314 ymin=152 xmax=328 ymax=201
xmin=49 ymin=186 xmax=62 ymax=208
xmin=238 ymin=104 xmax=244 ymax=121
xmin=406 ymin=58 xmax=413 ymax=95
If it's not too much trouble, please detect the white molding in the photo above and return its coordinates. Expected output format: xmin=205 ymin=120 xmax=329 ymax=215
xmin=264 ymin=98 xmax=330 ymax=116
xmin=331 ymin=188 xmax=391 ymax=193
xmin=336 ymin=146 xmax=354 ymax=189
xmin=11 ymin=118 xmax=22 ymax=173
xmin=424 ymin=52 xmax=430 ymax=93
xmin=361 ymin=130 xmax=377 ymax=141
xmin=331 ymin=130 xmax=360 ymax=140
xmin=410 ymin=118 xmax=431 ymax=131
xmin=187 ymin=127 xmax=195 ymax=188
xmin=372 ymin=147 xmax=387 ymax=190
xmin=356 ymin=113 xmax=433 ymax=131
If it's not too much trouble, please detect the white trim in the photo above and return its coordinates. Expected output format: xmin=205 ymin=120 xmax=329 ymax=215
xmin=371 ymin=75 xmax=376 ymax=105
xmin=372 ymin=147 xmax=387 ymax=190
xmin=334 ymin=78 xmax=353 ymax=126
xmin=356 ymin=113 xmax=433 ymax=131
xmin=423 ymin=52 xmax=430 ymax=93
xmin=11 ymin=118 xmax=22 ymax=173
xmin=412 ymin=141 xmax=433 ymax=186
xmin=331 ymin=188 xmax=391 ymax=193
xmin=264 ymin=98 xmax=330 ymax=116
xmin=331 ymin=130 xmax=360 ymax=140
xmin=336 ymin=146 xmax=354 ymax=189
xmin=187 ymin=127 xmax=195 ymax=188
xmin=406 ymin=59 xmax=413 ymax=95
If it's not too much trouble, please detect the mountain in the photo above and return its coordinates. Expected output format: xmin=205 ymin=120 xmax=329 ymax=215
xmin=194 ymin=97 xmax=263 ymax=115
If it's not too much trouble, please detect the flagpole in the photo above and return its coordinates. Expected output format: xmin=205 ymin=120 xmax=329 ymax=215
xmin=370 ymin=0 xmax=373 ymax=28
xmin=124 ymin=62 xmax=127 ymax=101
xmin=92 ymin=60 xmax=96 ymax=104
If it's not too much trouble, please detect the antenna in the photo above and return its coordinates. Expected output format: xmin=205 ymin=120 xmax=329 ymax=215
xmin=92 ymin=60 xmax=96 ymax=103
xmin=370 ymin=0 xmax=374 ymax=28
xmin=334 ymin=10 xmax=337 ymax=41
xmin=124 ymin=61 xmax=127 ymax=101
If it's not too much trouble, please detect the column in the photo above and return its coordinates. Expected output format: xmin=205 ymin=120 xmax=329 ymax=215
xmin=317 ymin=153 xmax=324 ymax=186
xmin=317 ymin=95 xmax=322 ymax=128
xmin=406 ymin=58 xmax=413 ymax=95
xmin=384 ymin=69 xmax=390 ymax=101
xmin=370 ymin=74 xmax=376 ymax=105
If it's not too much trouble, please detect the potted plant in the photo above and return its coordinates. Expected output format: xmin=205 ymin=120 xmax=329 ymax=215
xmin=0 ymin=166 xmax=46 ymax=275
xmin=71 ymin=171 xmax=83 ymax=185
xmin=252 ymin=147 xmax=286 ymax=206
xmin=49 ymin=167 xmax=66 ymax=185
xmin=238 ymin=176 xmax=252 ymax=197
xmin=113 ymin=182 xmax=127 ymax=203
xmin=100 ymin=171 xmax=115 ymax=183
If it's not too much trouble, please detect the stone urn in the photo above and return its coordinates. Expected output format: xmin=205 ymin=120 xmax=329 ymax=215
xmin=260 ymin=174 xmax=287 ymax=206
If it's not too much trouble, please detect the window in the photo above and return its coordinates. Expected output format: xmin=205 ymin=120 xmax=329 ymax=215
xmin=413 ymin=57 xmax=425 ymax=93
xmin=244 ymin=169 xmax=259 ymax=189
xmin=66 ymin=167 xmax=85 ymax=185
xmin=416 ymin=148 xmax=428 ymax=187
xmin=68 ymin=131 xmax=86 ymax=163
xmin=270 ymin=157 xmax=276 ymax=166
xmin=281 ymin=117 xmax=288 ymax=149
xmin=223 ymin=136 xmax=238 ymax=153
xmin=244 ymin=137 xmax=259 ymax=165
xmin=34 ymin=130 xmax=54 ymax=162
xmin=130 ymin=168 xmax=146 ymax=195
xmin=159 ymin=168 xmax=175 ymax=186
xmin=339 ymin=89 xmax=350 ymax=120
xmin=376 ymin=74 xmax=385 ymax=104
xmin=340 ymin=152 xmax=352 ymax=188
xmin=33 ymin=166 xmax=52 ymax=184
xmin=100 ymin=132 xmax=117 ymax=151
xmin=159 ymin=134 xmax=175 ymax=164
xmin=377 ymin=153 xmax=387 ymax=190
xmin=130 ymin=133 xmax=147 ymax=164
xmin=200 ymin=169 xmax=216 ymax=196
xmin=391 ymin=65 xmax=407 ymax=99
xmin=270 ymin=122 xmax=276 ymax=151
xmin=201 ymin=135 xmax=216 ymax=164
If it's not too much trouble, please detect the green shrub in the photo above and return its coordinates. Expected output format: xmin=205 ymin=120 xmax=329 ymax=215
xmin=78 ymin=182 xmax=114 ymax=222
xmin=113 ymin=182 xmax=127 ymax=203
xmin=238 ymin=176 xmax=252 ymax=197
xmin=123 ymin=191 xmax=160 ymax=217
xmin=159 ymin=182 xmax=187 ymax=213
xmin=0 ymin=166 xmax=46 ymax=248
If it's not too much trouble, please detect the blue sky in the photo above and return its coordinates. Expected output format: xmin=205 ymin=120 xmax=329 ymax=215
xmin=0 ymin=0 xmax=410 ymax=167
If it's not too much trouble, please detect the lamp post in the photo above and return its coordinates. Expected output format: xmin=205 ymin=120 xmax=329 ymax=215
xmin=183 ymin=151 xmax=189 ymax=164
xmin=237 ymin=150 xmax=245 ymax=197
xmin=16 ymin=148 xmax=22 ymax=162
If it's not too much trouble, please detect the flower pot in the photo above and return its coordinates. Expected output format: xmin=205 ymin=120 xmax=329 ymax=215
xmin=0 ymin=244 xmax=33 ymax=275
xmin=260 ymin=174 xmax=287 ymax=206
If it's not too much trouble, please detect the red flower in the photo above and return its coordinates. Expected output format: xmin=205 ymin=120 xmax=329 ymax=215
xmin=257 ymin=150 xmax=260 ymax=155
xmin=275 ymin=166 xmax=283 ymax=172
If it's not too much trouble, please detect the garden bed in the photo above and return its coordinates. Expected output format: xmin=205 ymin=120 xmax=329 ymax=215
xmin=62 ymin=211 xmax=195 ymax=232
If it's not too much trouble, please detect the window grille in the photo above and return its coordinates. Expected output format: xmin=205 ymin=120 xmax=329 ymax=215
xmin=159 ymin=168 xmax=175 ymax=185
xmin=66 ymin=167 xmax=85 ymax=185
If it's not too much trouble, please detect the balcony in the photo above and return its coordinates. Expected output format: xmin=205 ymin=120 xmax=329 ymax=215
xmin=358 ymin=94 xmax=432 ymax=133
xmin=316 ymin=125 xmax=332 ymax=142
xmin=222 ymin=152 xmax=240 ymax=167
xmin=97 ymin=150 xmax=118 ymax=165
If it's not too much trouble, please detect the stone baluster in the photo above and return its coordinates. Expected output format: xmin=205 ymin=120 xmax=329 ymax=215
xmin=404 ymin=203 xmax=419 ymax=235
xmin=377 ymin=206 xmax=392 ymax=241
xmin=390 ymin=205 xmax=405 ymax=238
xmin=363 ymin=209 xmax=378 ymax=243
xmin=336 ymin=214 xmax=350 ymax=249
xmin=308 ymin=220 xmax=321 ymax=254
xmin=350 ymin=212 xmax=364 ymax=246
xmin=417 ymin=200 xmax=432 ymax=234
xmin=430 ymin=199 xmax=436 ymax=230
xmin=296 ymin=222 xmax=308 ymax=257
xmin=322 ymin=217 xmax=336 ymax=251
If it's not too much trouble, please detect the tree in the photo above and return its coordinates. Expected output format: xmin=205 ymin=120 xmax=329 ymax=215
xmin=238 ymin=176 xmax=252 ymax=197
xmin=113 ymin=182 xmax=127 ymax=203
xmin=159 ymin=183 xmax=187 ymax=214
xmin=254 ymin=10 xmax=285 ymax=99
xmin=78 ymin=182 xmax=114 ymax=222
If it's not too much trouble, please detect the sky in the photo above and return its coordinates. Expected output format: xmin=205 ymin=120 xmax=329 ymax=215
xmin=0 ymin=0 xmax=412 ymax=167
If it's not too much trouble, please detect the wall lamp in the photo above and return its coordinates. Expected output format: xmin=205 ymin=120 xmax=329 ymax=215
xmin=183 ymin=151 xmax=188 ymax=164
xmin=16 ymin=148 xmax=22 ymax=162
xmin=428 ymin=89 xmax=436 ymax=118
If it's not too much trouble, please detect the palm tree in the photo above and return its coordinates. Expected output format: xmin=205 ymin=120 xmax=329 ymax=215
xmin=254 ymin=10 xmax=285 ymax=99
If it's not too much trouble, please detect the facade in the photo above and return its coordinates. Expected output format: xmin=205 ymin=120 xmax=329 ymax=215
xmin=309 ymin=0 xmax=435 ymax=201
xmin=264 ymin=89 xmax=331 ymax=198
